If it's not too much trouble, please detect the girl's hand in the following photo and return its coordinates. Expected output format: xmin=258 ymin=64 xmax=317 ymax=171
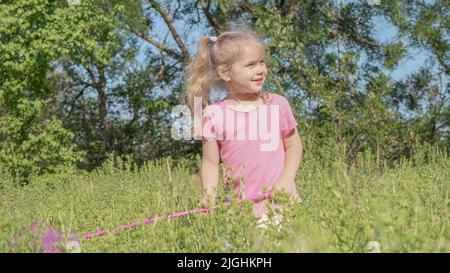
xmin=272 ymin=177 xmax=292 ymax=195
xmin=199 ymin=193 xmax=217 ymax=208
xmin=271 ymin=177 xmax=302 ymax=203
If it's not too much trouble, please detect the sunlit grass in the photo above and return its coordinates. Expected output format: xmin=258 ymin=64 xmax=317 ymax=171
xmin=1 ymin=144 xmax=449 ymax=252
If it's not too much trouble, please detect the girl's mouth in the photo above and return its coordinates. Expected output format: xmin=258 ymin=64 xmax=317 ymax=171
xmin=252 ymin=77 xmax=265 ymax=85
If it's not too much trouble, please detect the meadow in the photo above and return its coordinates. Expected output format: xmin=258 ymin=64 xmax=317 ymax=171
xmin=1 ymin=144 xmax=448 ymax=253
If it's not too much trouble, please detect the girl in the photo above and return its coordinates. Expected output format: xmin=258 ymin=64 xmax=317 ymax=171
xmin=182 ymin=29 xmax=303 ymax=227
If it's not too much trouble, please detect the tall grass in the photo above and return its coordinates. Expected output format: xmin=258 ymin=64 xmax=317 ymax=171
xmin=0 ymin=144 xmax=448 ymax=252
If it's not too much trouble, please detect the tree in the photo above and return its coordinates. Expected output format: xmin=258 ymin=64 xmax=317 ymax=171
xmin=3 ymin=0 xmax=447 ymax=181
xmin=0 ymin=0 xmax=88 ymax=183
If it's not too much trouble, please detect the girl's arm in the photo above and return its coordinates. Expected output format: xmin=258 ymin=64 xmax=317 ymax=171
xmin=200 ymin=138 xmax=220 ymax=206
xmin=275 ymin=127 xmax=303 ymax=194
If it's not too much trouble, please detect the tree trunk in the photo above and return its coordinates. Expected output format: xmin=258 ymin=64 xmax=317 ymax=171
xmin=97 ymin=66 xmax=114 ymax=152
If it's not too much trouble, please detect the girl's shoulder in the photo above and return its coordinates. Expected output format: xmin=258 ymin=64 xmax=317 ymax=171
xmin=203 ymin=100 xmax=225 ymax=117
xmin=263 ymin=92 xmax=289 ymax=105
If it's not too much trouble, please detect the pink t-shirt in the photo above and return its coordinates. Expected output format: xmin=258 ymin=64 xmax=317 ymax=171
xmin=202 ymin=92 xmax=301 ymax=218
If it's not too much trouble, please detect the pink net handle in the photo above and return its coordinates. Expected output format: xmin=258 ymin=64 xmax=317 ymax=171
xmin=82 ymin=191 xmax=272 ymax=239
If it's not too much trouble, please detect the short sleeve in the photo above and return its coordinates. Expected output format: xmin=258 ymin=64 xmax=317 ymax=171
xmin=279 ymin=95 xmax=298 ymax=137
xmin=202 ymin=107 xmax=216 ymax=140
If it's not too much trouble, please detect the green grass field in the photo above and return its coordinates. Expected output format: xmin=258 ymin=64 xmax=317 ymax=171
xmin=1 ymin=145 xmax=449 ymax=252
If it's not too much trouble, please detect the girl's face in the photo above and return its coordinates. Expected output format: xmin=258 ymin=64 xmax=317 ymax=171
xmin=222 ymin=43 xmax=267 ymax=95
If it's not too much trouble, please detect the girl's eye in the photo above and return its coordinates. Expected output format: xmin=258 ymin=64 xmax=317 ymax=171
xmin=247 ymin=61 xmax=264 ymax=67
xmin=246 ymin=60 xmax=264 ymax=67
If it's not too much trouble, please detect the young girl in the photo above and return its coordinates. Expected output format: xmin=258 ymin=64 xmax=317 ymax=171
xmin=182 ymin=29 xmax=303 ymax=227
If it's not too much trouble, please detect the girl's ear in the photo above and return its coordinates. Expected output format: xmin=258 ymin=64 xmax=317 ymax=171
xmin=217 ymin=65 xmax=231 ymax=82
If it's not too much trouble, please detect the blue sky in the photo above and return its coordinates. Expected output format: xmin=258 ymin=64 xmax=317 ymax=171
xmin=140 ymin=1 xmax=433 ymax=85
xmin=125 ymin=1 xmax=448 ymax=134
xmin=129 ymin=0 xmax=448 ymax=114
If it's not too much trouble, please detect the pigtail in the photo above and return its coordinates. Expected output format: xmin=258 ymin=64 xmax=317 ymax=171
xmin=181 ymin=37 xmax=213 ymax=113
xmin=181 ymin=37 xmax=214 ymax=139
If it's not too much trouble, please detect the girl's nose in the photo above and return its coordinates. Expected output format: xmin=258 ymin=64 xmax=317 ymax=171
xmin=257 ymin=63 xmax=266 ymax=74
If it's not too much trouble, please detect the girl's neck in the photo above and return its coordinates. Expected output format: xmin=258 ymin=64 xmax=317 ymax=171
xmin=226 ymin=92 xmax=261 ymax=105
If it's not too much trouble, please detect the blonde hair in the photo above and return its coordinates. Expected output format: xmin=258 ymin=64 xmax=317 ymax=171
xmin=181 ymin=27 xmax=269 ymax=113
